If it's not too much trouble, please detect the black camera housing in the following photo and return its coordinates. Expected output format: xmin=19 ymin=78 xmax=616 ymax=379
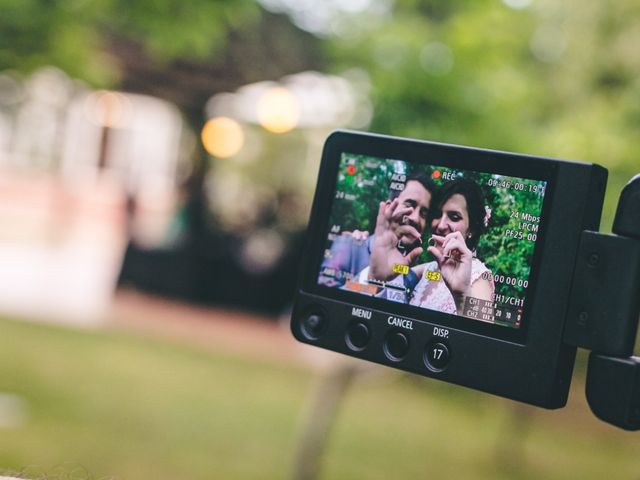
xmin=291 ymin=130 xmax=607 ymax=408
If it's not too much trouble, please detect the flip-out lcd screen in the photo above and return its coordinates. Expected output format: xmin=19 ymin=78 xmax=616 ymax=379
xmin=317 ymin=152 xmax=548 ymax=329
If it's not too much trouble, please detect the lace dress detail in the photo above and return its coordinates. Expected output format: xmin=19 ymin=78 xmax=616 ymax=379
xmin=410 ymin=259 xmax=493 ymax=314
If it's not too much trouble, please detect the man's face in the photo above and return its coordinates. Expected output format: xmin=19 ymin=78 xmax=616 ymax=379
xmin=391 ymin=180 xmax=431 ymax=245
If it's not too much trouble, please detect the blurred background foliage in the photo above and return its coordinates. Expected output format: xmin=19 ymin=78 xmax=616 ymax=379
xmin=2 ymin=0 xmax=640 ymax=478
xmin=327 ymin=0 xmax=640 ymax=226
xmin=3 ymin=0 xmax=638 ymax=235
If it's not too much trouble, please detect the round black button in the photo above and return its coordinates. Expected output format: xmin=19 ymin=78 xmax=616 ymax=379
xmin=425 ymin=341 xmax=450 ymax=371
xmin=346 ymin=322 xmax=370 ymax=351
xmin=301 ymin=312 xmax=327 ymax=339
xmin=384 ymin=331 xmax=410 ymax=361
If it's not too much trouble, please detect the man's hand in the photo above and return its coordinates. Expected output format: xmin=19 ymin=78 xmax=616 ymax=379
xmin=369 ymin=199 xmax=423 ymax=281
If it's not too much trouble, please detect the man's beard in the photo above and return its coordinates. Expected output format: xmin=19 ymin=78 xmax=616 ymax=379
xmin=396 ymin=216 xmax=422 ymax=258
xmin=396 ymin=237 xmax=422 ymax=257
xmin=396 ymin=216 xmax=422 ymax=257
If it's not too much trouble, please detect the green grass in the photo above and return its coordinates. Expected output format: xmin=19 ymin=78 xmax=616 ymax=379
xmin=0 ymin=317 xmax=638 ymax=479
xmin=0 ymin=318 xmax=310 ymax=479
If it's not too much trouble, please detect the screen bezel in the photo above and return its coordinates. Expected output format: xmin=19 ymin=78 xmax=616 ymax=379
xmin=301 ymin=131 xmax=558 ymax=344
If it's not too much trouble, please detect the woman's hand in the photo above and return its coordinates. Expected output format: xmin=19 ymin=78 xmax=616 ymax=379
xmin=426 ymin=232 xmax=473 ymax=297
xmin=369 ymin=199 xmax=423 ymax=281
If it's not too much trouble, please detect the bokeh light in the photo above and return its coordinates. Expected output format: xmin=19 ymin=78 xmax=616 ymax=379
xmin=85 ymin=90 xmax=132 ymax=128
xmin=257 ymin=0 xmax=392 ymax=37
xmin=420 ymin=42 xmax=454 ymax=76
xmin=502 ymin=0 xmax=533 ymax=9
xmin=256 ymin=87 xmax=300 ymax=134
xmin=530 ymin=25 xmax=567 ymax=63
xmin=201 ymin=116 xmax=245 ymax=158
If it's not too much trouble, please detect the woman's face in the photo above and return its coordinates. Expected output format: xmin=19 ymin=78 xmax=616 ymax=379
xmin=431 ymin=193 xmax=470 ymax=238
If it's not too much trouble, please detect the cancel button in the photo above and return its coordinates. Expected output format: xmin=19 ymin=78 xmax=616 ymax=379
xmin=387 ymin=316 xmax=413 ymax=330
xmin=384 ymin=330 xmax=410 ymax=361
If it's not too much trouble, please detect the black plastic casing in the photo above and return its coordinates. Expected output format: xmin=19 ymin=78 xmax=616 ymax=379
xmin=565 ymin=232 xmax=640 ymax=357
xmin=586 ymin=354 xmax=640 ymax=430
xmin=291 ymin=130 xmax=607 ymax=408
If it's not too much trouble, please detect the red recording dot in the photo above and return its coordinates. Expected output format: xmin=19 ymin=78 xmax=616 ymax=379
xmin=347 ymin=165 xmax=356 ymax=175
xmin=432 ymin=170 xmax=441 ymax=179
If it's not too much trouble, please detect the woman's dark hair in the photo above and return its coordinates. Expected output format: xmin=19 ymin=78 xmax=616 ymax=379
xmin=429 ymin=178 xmax=486 ymax=250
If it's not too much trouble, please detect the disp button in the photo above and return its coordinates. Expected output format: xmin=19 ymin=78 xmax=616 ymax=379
xmin=425 ymin=341 xmax=450 ymax=371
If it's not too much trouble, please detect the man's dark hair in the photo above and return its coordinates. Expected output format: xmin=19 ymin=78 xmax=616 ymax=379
xmin=428 ymin=178 xmax=486 ymax=250
xmin=389 ymin=172 xmax=436 ymax=200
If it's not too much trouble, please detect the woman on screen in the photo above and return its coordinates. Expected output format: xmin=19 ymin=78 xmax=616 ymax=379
xmin=411 ymin=178 xmax=494 ymax=317
xmin=368 ymin=178 xmax=494 ymax=319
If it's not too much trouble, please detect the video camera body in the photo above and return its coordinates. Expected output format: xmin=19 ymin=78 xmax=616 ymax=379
xmin=291 ymin=130 xmax=609 ymax=410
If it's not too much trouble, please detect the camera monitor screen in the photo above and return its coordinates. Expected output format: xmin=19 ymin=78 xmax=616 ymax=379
xmin=317 ymin=152 xmax=548 ymax=330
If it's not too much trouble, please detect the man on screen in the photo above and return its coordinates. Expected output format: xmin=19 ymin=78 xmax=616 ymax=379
xmin=367 ymin=178 xmax=495 ymax=317
xmin=319 ymin=173 xmax=434 ymax=292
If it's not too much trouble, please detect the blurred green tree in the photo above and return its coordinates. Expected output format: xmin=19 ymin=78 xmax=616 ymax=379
xmin=4 ymin=0 xmax=639 ymax=225
xmin=0 ymin=0 xmax=323 ymax=120
xmin=324 ymin=0 xmax=640 ymax=227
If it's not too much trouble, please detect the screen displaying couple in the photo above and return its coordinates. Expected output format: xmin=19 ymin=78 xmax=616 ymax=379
xmin=318 ymin=153 xmax=547 ymax=329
